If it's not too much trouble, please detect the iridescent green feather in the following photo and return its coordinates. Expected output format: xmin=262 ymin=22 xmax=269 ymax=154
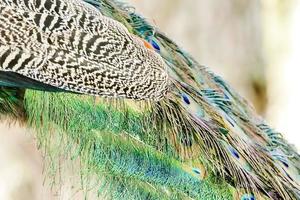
xmin=94 ymin=0 xmax=300 ymax=199
xmin=24 ymin=90 xmax=233 ymax=199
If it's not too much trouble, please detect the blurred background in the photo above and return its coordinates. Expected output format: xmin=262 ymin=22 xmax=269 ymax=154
xmin=0 ymin=0 xmax=299 ymax=199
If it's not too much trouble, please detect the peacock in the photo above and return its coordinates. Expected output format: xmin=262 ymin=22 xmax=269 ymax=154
xmin=0 ymin=0 xmax=299 ymax=199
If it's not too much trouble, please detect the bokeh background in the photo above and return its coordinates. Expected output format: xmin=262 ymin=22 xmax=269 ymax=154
xmin=0 ymin=0 xmax=299 ymax=199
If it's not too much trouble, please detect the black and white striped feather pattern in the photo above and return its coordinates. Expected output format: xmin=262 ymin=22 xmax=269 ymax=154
xmin=0 ymin=0 xmax=170 ymax=100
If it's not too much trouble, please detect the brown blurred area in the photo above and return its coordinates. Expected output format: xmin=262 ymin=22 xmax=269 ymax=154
xmin=0 ymin=122 xmax=54 ymax=200
xmin=0 ymin=0 xmax=299 ymax=199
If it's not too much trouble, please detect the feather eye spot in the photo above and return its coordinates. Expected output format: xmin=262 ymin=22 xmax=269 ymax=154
xmin=150 ymin=40 xmax=160 ymax=51
xmin=219 ymin=127 xmax=229 ymax=135
xmin=281 ymin=161 xmax=289 ymax=168
xmin=192 ymin=168 xmax=201 ymax=175
xmin=241 ymin=194 xmax=255 ymax=200
xmin=229 ymin=146 xmax=240 ymax=159
xmin=182 ymin=94 xmax=190 ymax=104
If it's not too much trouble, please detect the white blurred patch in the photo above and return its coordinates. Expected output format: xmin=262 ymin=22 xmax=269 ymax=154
xmin=265 ymin=0 xmax=300 ymax=150
xmin=0 ymin=122 xmax=53 ymax=200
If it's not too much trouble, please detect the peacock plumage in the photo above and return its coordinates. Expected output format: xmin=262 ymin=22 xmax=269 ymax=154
xmin=0 ymin=0 xmax=299 ymax=199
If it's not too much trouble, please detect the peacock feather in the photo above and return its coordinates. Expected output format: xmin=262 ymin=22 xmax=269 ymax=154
xmin=0 ymin=0 xmax=299 ymax=199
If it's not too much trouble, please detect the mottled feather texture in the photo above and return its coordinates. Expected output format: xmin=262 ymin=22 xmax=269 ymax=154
xmin=0 ymin=0 xmax=169 ymax=100
xmin=0 ymin=0 xmax=299 ymax=200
